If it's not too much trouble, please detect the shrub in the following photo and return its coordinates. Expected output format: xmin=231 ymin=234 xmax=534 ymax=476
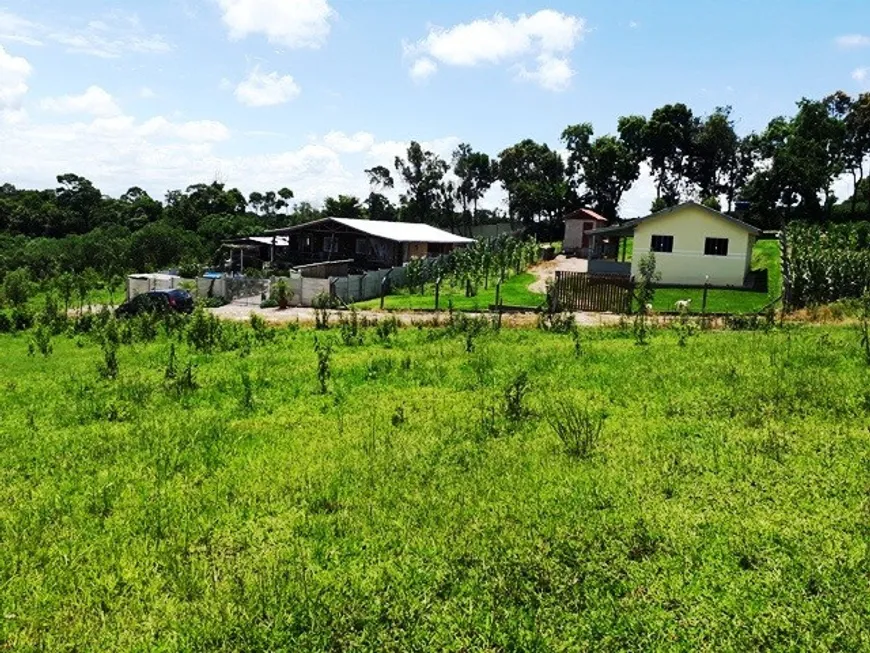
xmin=98 ymin=341 xmax=119 ymax=380
xmin=29 ymin=322 xmax=53 ymax=357
xmin=546 ymin=400 xmax=608 ymax=459
xmin=249 ymin=313 xmax=273 ymax=343
xmin=314 ymin=337 xmax=333 ymax=394
xmin=0 ymin=311 xmax=11 ymax=333
xmin=339 ymin=307 xmax=363 ymax=346
xmin=272 ymin=278 xmax=293 ymax=309
xmin=537 ymin=311 xmax=576 ymax=334
xmin=634 ymin=253 xmax=660 ymax=346
xmin=259 ymin=298 xmax=279 ymax=309
xmin=11 ymin=308 xmax=33 ymax=332
xmin=2 ymin=267 xmax=32 ymax=308
xmin=187 ymin=306 xmax=222 ymax=352
xmin=504 ymin=371 xmax=530 ymax=423
xmin=375 ymin=316 xmax=399 ymax=344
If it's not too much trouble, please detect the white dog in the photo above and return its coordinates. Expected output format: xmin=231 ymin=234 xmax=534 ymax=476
xmin=675 ymin=299 xmax=692 ymax=311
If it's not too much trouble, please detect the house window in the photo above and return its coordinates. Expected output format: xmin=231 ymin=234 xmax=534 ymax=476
xmin=650 ymin=235 xmax=674 ymax=253
xmin=323 ymin=236 xmax=336 ymax=253
xmin=355 ymin=238 xmax=369 ymax=255
xmin=704 ymin=238 xmax=729 ymax=256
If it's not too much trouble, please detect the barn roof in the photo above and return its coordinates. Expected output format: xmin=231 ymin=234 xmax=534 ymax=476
xmin=564 ymin=208 xmax=608 ymax=223
xmin=590 ymin=202 xmax=761 ymax=237
xmin=268 ymin=217 xmax=475 ymax=244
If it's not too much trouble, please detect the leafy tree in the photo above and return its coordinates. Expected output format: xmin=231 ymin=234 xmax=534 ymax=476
xmin=691 ymin=107 xmax=739 ymax=203
xmin=55 ymin=173 xmax=102 ymax=235
xmin=643 ymin=103 xmax=700 ymax=205
xmin=562 ymin=119 xmax=645 ymax=221
xmin=832 ymin=92 xmax=870 ymax=214
xmin=324 ymin=195 xmax=364 ymax=219
xmin=453 ymin=144 xmax=497 ymax=229
xmin=365 ymin=166 xmax=395 ymax=191
xmin=498 ymin=139 xmax=567 ymax=230
xmin=2 ymin=267 xmax=32 ymax=307
xmin=394 ymin=142 xmax=449 ymax=224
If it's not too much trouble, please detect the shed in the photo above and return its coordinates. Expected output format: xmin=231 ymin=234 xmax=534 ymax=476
xmin=260 ymin=217 xmax=475 ymax=270
xmin=126 ymin=273 xmax=182 ymax=301
xmin=563 ymin=208 xmax=608 ymax=255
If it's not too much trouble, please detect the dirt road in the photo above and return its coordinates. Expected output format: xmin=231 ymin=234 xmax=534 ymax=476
xmin=528 ymin=255 xmax=588 ymax=294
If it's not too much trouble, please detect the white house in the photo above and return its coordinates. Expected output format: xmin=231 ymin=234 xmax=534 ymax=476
xmin=587 ymin=202 xmax=762 ymax=287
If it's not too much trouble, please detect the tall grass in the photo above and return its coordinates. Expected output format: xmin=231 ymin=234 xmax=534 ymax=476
xmin=0 ymin=316 xmax=869 ymax=649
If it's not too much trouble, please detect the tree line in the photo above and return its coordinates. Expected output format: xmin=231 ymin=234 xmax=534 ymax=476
xmin=1 ymin=90 xmax=870 ymax=282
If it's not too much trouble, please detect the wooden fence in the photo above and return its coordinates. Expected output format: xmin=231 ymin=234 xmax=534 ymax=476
xmin=553 ymin=272 xmax=635 ymax=313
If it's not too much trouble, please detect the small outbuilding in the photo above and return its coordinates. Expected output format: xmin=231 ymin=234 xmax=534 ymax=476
xmin=587 ymin=202 xmax=762 ymax=287
xmin=563 ymin=208 xmax=608 ymax=256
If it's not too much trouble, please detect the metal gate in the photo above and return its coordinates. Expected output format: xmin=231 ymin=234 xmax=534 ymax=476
xmin=553 ymin=271 xmax=635 ymax=313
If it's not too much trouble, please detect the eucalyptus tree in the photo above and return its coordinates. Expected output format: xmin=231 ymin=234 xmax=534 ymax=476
xmin=562 ymin=117 xmax=646 ymax=221
xmin=394 ymin=142 xmax=449 ymax=223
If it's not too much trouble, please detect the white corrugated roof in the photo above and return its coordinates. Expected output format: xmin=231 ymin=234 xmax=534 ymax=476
xmin=329 ymin=218 xmax=475 ymax=243
xmin=247 ymin=236 xmax=290 ymax=246
xmin=325 ymin=218 xmax=474 ymax=244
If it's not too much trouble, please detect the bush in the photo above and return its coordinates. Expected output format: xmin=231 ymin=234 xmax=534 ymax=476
xmin=546 ymin=400 xmax=608 ymax=459
xmin=187 ymin=306 xmax=222 ymax=352
xmin=2 ymin=267 xmax=32 ymax=308
xmin=0 ymin=311 xmax=12 ymax=333
xmin=11 ymin=308 xmax=33 ymax=332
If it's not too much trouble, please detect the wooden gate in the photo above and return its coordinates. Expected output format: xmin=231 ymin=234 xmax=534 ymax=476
xmin=553 ymin=272 xmax=635 ymax=313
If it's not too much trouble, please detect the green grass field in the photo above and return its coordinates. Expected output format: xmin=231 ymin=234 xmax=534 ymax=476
xmin=357 ymin=239 xmax=781 ymax=315
xmin=355 ymin=272 xmax=545 ymax=311
xmin=651 ymin=239 xmax=782 ymax=313
xmin=1 ymin=314 xmax=869 ymax=650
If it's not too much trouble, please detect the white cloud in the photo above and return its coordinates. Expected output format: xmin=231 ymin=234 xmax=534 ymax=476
xmin=404 ymin=9 xmax=585 ymax=91
xmin=852 ymin=67 xmax=869 ymax=83
xmin=836 ymin=34 xmax=870 ymax=49
xmin=322 ymin=130 xmax=375 ymax=153
xmin=234 ymin=67 xmax=301 ymax=107
xmin=517 ymin=54 xmax=574 ymax=92
xmin=628 ymin=21 xmax=640 ymax=29
xmin=366 ymin=136 xmax=461 ymax=168
xmin=0 ymin=9 xmax=171 ymax=58
xmin=40 ymin=86 xmax=122 ymax=117
xmin=139 ymin=86 xmax=156 ymax=99
xmin=0 ymin=45 xmax=31 ymax=109
xmin=137 ymin=116 xmax=230 ymax=142
xmin=218 ymin=0 xmax=336 ymax=48
xmin=0 ymin=10 xmax=42 ymax=45
xmin=410 ymin=57 xmax=437 ymax=83
xmin=620 ymin=163 xmax=657 ymax=219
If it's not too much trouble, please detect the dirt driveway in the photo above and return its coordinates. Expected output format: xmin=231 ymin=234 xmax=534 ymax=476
xmin=528 ymin=255 xmax=588 ymax=294
xmin=209 ymin=303 xmax=622 ymax=328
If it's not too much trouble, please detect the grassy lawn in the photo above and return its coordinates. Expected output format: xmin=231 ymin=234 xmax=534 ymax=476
xmin=354 ymin=272 xmax=545 ymax=311
xmin=1 ymin=317 xmax=869 ymax=649
xmin=649 ymin=239 xmax=782 ymax=314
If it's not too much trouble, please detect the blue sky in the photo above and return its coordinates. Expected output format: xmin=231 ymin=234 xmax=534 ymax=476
xmin=0 ymin=0 xmax=869 ymax=217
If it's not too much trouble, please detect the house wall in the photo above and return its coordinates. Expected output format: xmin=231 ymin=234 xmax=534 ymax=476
xmin=631 ymin=205 xmax=753 ymax=286
xmin=564 ymin=219 xmax=584 ymax=253
xmin=564 ymin=219 xmax=601 ymax=254
xmin=406 ymin=242 xmax=428 ymax=260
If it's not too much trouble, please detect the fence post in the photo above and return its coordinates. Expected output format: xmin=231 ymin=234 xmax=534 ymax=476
xmin=380 ymin=269 xmax=393 ymax=310
xmin=435 ymin=276 xmax=441 ymax=311
xmin=702 ymin=277 xmax=709 ymax=316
